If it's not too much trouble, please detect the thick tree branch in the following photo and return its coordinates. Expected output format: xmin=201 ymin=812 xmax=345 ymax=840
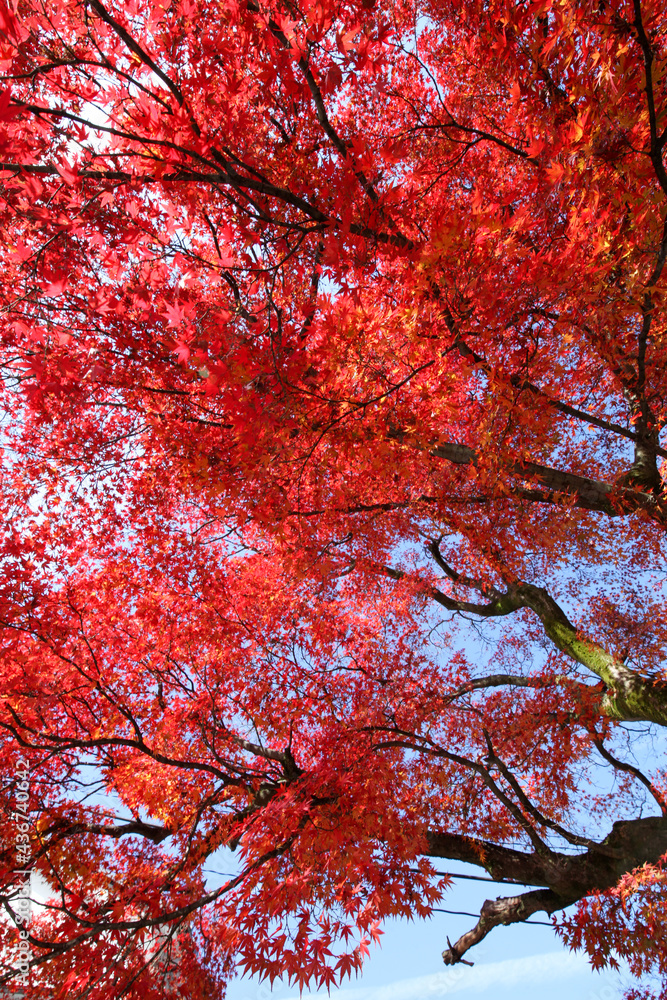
xmin=42 ymin=818 xmax=172 ymax=844
xmin=507 ymin=584 xmax=667 ymax=726
xmin=428 ymin=815 xmax=667 ymax=965
xmin=385 ymin=560 xmax=667 ymax=726
xmin=444 ymin=673 xmax=548 ymax=700
xmin=632 ymin=0 xmax=667 ymax=193
xmin=441 ymin=888 xmax=564 ymax=964
xmin=385 ymin=429 xmax=667 ymax=520
xmin=430 ymin=440 xmax=651 ymax=516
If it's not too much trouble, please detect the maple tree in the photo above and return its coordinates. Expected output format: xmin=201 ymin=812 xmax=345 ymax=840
xmin=1 ymin=0 xmax=667 ymax=995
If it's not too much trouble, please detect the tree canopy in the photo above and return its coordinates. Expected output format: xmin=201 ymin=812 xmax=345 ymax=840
xmin=1 ymin=0 xmax=667 ymax=996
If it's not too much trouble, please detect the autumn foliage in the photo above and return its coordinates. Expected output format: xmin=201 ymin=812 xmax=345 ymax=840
xmin=1 ymin=0 xmax=667 ymax=995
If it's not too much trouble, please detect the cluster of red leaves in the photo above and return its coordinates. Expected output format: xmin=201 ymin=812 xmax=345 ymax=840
xmin=558 ymin=862 xmax=667 ymax=997
xmin=0 ymin=0 xmax=667 ymax=996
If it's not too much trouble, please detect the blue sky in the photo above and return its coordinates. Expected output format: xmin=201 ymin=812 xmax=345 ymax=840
xmin=24 ymin=857 xmax=627 ymax=999
xmin=224 ymin=860 xmax=625 ymax=1000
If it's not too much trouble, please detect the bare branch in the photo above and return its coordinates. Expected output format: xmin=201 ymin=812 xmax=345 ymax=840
xmin=591 ymin=733 xmax=667 ymax=815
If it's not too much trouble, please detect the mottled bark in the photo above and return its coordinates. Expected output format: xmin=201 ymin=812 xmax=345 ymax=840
xmin=427 ymin=816 xmax=667 ymax=965
xmin=423 ymin=437 xmax=667 ymax=523
xmin=514 ymin=584 xmax=667 ymax=727
xmin=415 ymin=568 xmax=667 ymax=728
